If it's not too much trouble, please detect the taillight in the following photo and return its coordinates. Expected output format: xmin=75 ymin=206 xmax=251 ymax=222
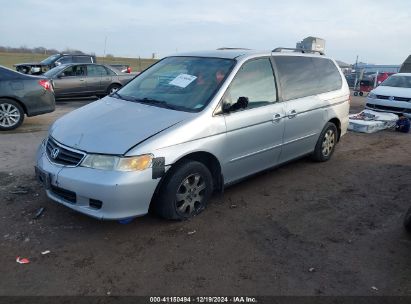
xmin=126 ymin=67 xmax=131 ymax=73
xmin=39 ymin=79 xmax=52 ymax=91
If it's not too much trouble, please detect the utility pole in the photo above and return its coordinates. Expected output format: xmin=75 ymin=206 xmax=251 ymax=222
xmin=354 ymin=55 xmax=359 ymax=91
xmin=103 ymin=36 xmax=107 ymax=63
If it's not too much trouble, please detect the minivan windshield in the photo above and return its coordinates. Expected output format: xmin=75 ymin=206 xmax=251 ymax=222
xmin=117 ymin=56 xmax=235 ymax=112
xmin=40 ymin=54 xmax=61 ymax=65
xmin=380 ymin=75 xmax=411 ymax=88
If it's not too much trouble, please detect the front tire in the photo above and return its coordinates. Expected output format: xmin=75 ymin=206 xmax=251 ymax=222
xmin=154 ymin=160 xmax=214 ymax=220
xmin=312 ymin=122 xmax=338 ymax=162
xmin=0 ymin=99 xmax=24 ymax=131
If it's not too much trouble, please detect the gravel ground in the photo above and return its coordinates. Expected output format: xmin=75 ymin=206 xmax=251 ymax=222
xmin=0 ymin=96 xmax=410 ymax=296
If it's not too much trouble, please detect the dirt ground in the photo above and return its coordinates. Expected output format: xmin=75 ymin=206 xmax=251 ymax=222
xmin=0 ymin=95 xmax=410 ymax=297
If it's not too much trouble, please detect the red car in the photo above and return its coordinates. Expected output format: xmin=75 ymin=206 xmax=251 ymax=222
xmin=376 ymin=72 xmax=396 ymax=85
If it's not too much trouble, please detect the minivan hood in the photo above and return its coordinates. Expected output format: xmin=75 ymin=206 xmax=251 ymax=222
xmin=372 ymin=86 xmax=411 ymax=98
xmin=50 ymin=97 xmax=193 ymax=154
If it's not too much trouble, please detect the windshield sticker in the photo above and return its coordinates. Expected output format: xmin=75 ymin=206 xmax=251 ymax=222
xmin=169 ymin=74 xmax=197 ymax=88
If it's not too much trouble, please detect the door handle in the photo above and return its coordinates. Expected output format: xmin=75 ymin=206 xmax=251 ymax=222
xmin=79 ymin=79 xmax=85 ymax=82
xmin=272 ymin=113 xmax=283 ymax=123
xmin=288 ymin=110 xmax=297 ymax=119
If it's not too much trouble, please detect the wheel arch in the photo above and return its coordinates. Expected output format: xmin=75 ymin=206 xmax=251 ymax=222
xmin=109 ymin=82 xmax=122 ymax=88
xmin=149 ymin=151 xmax=223 ymax=210
xmin=0 ymin=96 xmax=28 ymax=115
xmin=328 ymin=117 xmax=341 ymax=141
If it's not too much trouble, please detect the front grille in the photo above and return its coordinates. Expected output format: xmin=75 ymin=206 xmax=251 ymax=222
xmin=376 ymin=95 xmax=411 ymax=102
xmin=46 ymin=137 xmax=85 ymax=166
xmin=376 ymin=95 xmax=389 ymax=100
xmin=50 ymin=185 xmax=76 ymax=204
xmin=366 ymin=103 xmax=411 ymax=114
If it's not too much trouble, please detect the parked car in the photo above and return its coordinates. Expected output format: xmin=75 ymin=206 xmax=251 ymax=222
xmin=14 ymin=53 xmax=96 ymax=75
xmin=0 ymin=66 xmax=55 ymax=131
xmin=35 ymin=49 xmax=349 ymax=220
xmin=376 ymin=72 xmax=396 ymax=86
xmin=43 ymin=63 xmax=135 ymax=99
xmin=366 ymin=73 xmax=411 ymax=117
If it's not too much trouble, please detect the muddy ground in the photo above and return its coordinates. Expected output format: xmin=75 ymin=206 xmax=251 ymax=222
xmin=0 ymin=96 xmax=410 ymax=296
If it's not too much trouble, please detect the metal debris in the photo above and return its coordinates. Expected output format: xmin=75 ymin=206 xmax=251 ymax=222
xmin=33 ymin=207 xmax=45 ymax=219
xmin=10 ymin=190 xmax=28 ymax=195
xmin=16 ymin=257 xmax=30 ymax=264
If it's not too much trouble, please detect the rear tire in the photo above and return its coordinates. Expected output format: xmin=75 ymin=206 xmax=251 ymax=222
xmin=154 ymin=160 xmax=214 ymax=220
xmin=353 ymin=91 xmax=358 ymax=96
xmin=359 ymin=91 xmax=364 ymax=96
xmin=107 ymin=84 xmax=121 ymax=95
xmin=0 ymin=99 xmax=24 ymax=131
xmin=312 ymin=122 xmax=338 ymax=162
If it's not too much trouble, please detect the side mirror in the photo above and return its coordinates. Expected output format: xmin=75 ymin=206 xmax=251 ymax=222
xmin=222 ymin=102 xmax=232 ymax=113
xmin=57 ymin=74 xmax=63 ymax=79
xmin=237 ymin=96 xmax=249 ymax=109
xmin=222 ymin=96 xmax=249 ymax=113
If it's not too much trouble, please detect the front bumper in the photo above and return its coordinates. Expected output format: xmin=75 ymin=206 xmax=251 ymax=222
xmin=35 ymin=142 xmax=160 ymax=220
xmin=366 ymin=98 xmax=411 ymax=118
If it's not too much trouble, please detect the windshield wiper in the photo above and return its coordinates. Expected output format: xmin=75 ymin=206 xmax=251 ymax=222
xmin=132 ymin=98 xmax=178 ymax=110
xmin=111 ymin=91 xmax=125 ymax=100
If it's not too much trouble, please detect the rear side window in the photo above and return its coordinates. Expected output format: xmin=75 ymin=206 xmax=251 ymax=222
xmin=87 ymin=65 xmax=108 ymax=76
xmin=311 ymin=58 xmax=342 ymax=93
xmin=104 ymin=66 xmax=117 ymax=76
xmin=274 ymin=56 xmax=318 ymax=100
xmin=56 ymin=56 xmax=73 ymax=64
xmin=74 ymin=56 xmax=92 ymax=63
xmin=274 ymin=56 xmax=342 ymax=101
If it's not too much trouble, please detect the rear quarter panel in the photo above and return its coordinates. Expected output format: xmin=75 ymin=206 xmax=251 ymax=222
xmin=0 ymin=79 xmax=55 ymax=116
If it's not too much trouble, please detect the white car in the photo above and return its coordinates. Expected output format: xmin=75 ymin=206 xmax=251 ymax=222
xmin=366 ymin=73 xmax=411 ymax=117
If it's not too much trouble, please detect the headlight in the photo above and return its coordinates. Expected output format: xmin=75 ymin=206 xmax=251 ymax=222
xmin=81 ymin=154 xmax=153 ymax=171
xmin=368 ymin=92 xmax=377 ymax=99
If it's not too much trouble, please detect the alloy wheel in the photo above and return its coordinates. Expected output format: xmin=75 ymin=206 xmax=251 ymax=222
xmin=110 ymin=86 xmax=119 ymax=94
xmin=0 ymin=103 xmax=21 ymax=128
xmin=322 ymin=129 xmax=335 ymax=157
xmin=175 ymin=173 xmax=206 ymax=216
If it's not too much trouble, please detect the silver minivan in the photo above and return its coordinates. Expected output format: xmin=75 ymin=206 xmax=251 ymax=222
xmin=35 ymin=48 xmax=350 ymax=220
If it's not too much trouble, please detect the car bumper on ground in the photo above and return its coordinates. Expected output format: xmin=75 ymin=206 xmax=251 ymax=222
xmin=35 ymin=143 xmax=160 ymax=220
xmin=366 ymin=97 xmax=411 ymax=118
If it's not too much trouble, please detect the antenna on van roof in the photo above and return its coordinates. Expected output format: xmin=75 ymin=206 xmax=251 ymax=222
xmin=272 ymin=47 xmax=325 ymax=56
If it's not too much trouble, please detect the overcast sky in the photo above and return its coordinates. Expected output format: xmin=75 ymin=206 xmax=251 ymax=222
xmin=1 ymin=0 xmax=410 ymax=64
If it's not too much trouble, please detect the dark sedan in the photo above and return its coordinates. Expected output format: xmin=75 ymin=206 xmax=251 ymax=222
xmin=0 ymin=66 xmax=55 ymax=130
xmin=43 ymin=63 xmax=135 ymax=99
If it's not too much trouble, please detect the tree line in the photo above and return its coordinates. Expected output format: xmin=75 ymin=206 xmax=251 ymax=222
xmin=0 ymin=45 xmax=87 ymax=55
